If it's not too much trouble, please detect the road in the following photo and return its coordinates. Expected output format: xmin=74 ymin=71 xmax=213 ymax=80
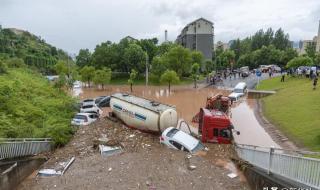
xmin=214 ymin=72 xmax=279 ymax=89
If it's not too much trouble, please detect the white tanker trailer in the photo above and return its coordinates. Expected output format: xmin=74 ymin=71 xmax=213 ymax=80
xmin=110 ymin=93 xmax=178 ymax=133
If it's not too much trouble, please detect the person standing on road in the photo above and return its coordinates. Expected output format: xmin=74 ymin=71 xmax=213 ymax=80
xmin=281 ymin=72 xmax=285 ymax=82
xmin=313 ymin=77 xmax=318 ymax=90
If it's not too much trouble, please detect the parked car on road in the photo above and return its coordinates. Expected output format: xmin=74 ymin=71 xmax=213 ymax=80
xmin=71 ymin=112 xmax=99 ymax=126
xmin=80 ymin=104 xmax=102 ymax=115
xmin=228 ymin=82 xmax=247 ymax=102
xmin=160 ymin=127 xmax=206 ymax=154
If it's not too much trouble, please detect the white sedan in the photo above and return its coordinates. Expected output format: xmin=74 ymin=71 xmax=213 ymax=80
xmin=80 ymin=104 xmax=102 ymax=115
xmin=160 ymin=127 xmax=206 ymax=154
xmin=71 ymin=112 xmax=99 ymax=126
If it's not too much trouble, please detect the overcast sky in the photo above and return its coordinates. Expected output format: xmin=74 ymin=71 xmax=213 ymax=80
xmin=1 ymin=0 xmax=320 ymax=54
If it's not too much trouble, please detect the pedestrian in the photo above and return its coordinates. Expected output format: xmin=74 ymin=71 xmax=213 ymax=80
xmin=313 ymin=77 xmax=318 ymax=90
xmin=281 ymin=72 xmax=285 ymax=82
xmin=233 ymin=72 xmax=236 ymax=79
xmin=268 ymin=69 xmax=272 ymax=78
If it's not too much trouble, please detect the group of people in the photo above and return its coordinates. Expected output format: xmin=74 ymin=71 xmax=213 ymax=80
xmin=287 ymin=67 xmax=319 ymax=90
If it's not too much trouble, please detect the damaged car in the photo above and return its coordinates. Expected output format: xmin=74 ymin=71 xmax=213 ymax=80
xmin=160 ymin=127 xmax=206 ymax=154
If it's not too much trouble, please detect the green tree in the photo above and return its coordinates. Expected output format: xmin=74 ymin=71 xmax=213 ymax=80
xmin=137 ymin=38 xmax=158 ymax=63
xmin=54 ymin=60 xmax=68 ymax=75
xmin=160 ymin=70 xmax=179 ymax=94
xmin=280 ymin=48 xmax=298 ymax=67
xmin=0 ymin=60 xmax=8 ymax=74
xmin=92 ymin=41 xmax=120 ymax=70
xmin=124 ymin=44 xmax=146 ymax=73
xmin=191 ymin=63 xmax=200 ymax=88
xmin=93 ymin=68 xmax=112 ymax=89
xmin=305 ymin=42 xmax=317 ymax=60
xmin=165 ymin=45 xmax=192 ymax=76
xmin=286 ymin=56 xmax=313 ymax=69
xmin=128 ymin=69 xmax=137 ymax=92
xmin=6 ymin=58 xmax=26 ymax=68
xmin=220 ymin=50 xmax=235 ymax=69
xmin=76 ymin=49 xmax=91 ymax=68
xmin=272 ymin=28 xmax=290 ymax=50
xmin=80 ymin=66 xmax=95 ymax=87
xmin=191 ymin=51 xmax=204 ymax=66
xmin=151 ymin=56 xmax=167 ymax=79
xmin=54 ymin=74 xmax=66 ymax=90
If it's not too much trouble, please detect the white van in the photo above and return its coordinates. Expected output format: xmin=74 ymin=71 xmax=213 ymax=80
xmin=228 ymin=82 xmax=247 ymax=102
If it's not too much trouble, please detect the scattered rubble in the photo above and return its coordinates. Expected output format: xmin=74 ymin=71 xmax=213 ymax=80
xmin=38 ymin=157 xmax=75 ymax=177
xmin=18 ymin=118 xmax=248 ymax=190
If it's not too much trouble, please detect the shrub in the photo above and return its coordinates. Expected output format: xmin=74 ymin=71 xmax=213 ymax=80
xmin=0 ymin=61 xmax=8 ymax=74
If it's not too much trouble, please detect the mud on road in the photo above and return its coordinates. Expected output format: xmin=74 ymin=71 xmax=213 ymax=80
xmin=18 ymin=118 xmax=248 ymax=190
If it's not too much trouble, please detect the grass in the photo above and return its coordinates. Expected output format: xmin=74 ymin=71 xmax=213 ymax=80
xmin=256 ymin=76 xmax=320 ymax=151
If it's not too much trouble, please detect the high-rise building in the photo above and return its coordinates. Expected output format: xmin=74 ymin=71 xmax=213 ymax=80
xmin=176 ymin=18 xmax=214 ymax=70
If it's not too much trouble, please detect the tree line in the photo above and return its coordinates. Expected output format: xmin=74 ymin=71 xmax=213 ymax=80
xmin=215 ymin=28 xmax=320 ymax=71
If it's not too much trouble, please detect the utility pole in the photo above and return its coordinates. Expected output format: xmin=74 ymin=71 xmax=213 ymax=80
xmin=145 ymin=52 xmax=149 ymax=87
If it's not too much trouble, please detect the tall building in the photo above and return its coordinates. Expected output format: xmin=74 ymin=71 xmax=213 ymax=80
xmin=298 ymin=20 xmax=320 ymax=54
xmin=176 ymin=18 xmax=214 ymax=70
xmin=317 ymin=20 xmax=320 ymax=52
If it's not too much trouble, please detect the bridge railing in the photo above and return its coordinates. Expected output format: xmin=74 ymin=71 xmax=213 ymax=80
xmin=235 ymin=144 xmax=320 ymax=189
xmin=0 ymin=138 xmax=52 ymax=159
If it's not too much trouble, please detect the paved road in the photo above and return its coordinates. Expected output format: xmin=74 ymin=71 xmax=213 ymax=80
xmin=213 ymin=73 xmax=279 ymax=89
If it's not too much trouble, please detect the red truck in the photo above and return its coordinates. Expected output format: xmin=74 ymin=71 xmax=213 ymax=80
xmin=198 ymin=108 xmax=237 ymax=144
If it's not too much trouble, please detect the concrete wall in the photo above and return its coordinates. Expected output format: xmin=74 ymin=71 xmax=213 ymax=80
xmin=0 ymin=158 xmax=46 ymax=190
xmin=243 ymin=166 xmax=310 ymax=190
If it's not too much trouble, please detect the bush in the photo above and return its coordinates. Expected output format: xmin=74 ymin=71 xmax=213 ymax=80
xmin=0 ymin=68 xmax=76 ymax=146
xmin=7 ymin=58 xmax=26 ymax=68
xmin=0 ymin=61 xmax=8 ymax=74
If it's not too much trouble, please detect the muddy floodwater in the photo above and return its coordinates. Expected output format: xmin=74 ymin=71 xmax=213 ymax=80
xmin=231 ymin=99 xmax=280 ymax=148
xmin=78 ymin=85 xmax=279 ymax=147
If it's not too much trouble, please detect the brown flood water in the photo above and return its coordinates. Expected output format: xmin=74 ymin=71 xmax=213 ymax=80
xmin=77 ymin=85 xmax=279 ymax=147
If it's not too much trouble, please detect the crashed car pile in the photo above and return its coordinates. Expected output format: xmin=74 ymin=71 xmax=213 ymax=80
xmin=71 ymin=96 xmax=110 ymax=126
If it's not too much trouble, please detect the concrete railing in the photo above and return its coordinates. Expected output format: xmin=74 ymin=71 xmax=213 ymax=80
xmin=235 ymin=144 xmax=320 ymax=189
xmin=0 ymin=138 xmax=52 ymax=159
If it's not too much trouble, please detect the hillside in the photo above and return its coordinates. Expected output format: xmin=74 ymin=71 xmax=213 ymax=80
xmin=0 ymin=67 xmax=76 ymax=146
xmin=0 ymin=27 xmax=69 ymax=74
xmin=256 ymin=77 xmax=320 ymax=151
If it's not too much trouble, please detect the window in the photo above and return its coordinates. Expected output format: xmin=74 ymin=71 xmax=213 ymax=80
xmin=169 ymin=140 xmax=182 ymax=150
xmin=75 ymin=115 xmax=86 ymax=120
xmin=166 ymin=128 xmax=179 ymax=138
xmin=220 ymin=129 xmax=231 ymax=139
xmin=82 ymin=105 xmax=93 ymax=109
xmin=213 ymin=128 xmax=218 ymax=137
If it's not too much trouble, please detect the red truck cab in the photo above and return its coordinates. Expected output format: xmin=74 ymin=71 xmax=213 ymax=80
xmin=198 ymin=108 xmax=233 ymax=144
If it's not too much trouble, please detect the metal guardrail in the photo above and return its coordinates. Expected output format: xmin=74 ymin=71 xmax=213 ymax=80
xmin=0 ymin=138 xmax=52 ymax=159
xmin=235 ymin=144 xmax=320 ymax=189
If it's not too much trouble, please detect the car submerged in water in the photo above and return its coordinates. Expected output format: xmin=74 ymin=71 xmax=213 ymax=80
xmin=160 ymin=127 xmax=206 ymax=154
xmin=228 ymin=82 xmax=247 ymax=102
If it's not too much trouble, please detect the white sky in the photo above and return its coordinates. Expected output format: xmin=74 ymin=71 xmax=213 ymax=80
xmin=0 ymin=0 xmax=320 ymax=54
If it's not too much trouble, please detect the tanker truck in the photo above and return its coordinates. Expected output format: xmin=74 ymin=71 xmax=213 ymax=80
xmin=110 ymin=93 xmax=178 ymax=133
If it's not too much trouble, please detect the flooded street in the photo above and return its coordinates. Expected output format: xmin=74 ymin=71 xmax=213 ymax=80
xmin=78 ymin=85 xmax=280 ymax=148
xmin=231 ymin=99 xmax=280 ymax=148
